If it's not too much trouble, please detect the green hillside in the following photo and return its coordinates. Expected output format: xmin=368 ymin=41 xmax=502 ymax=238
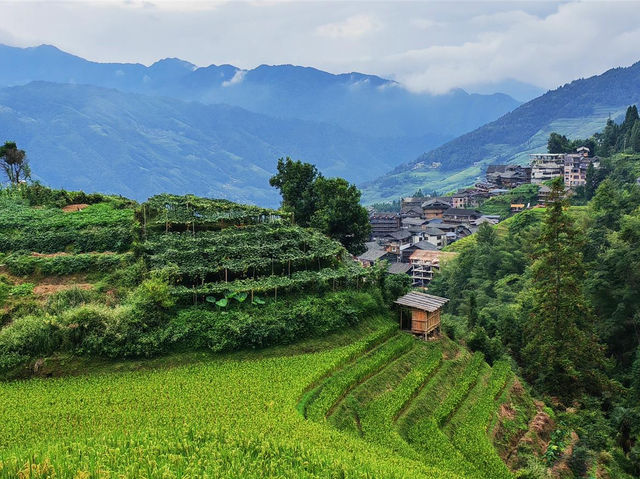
xmin=0 ymin=184 xmax=546 ymax=478
xmin=0 ymin=317 xmax=537 ymax=478
xmin=363 ymin=61 xmax=640 ymax=203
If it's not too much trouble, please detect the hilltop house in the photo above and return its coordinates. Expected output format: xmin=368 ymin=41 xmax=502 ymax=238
xmin=370 ymin=212 xmax=401 ymax=239
xmin=442 ymin=208 xmax=482 ymax=224
xmin=422 ymin=198 xmax=452 ymax=219
xmin=530 ymin=153 xmax=565 ymax=184
xmin=395 ymin=291 xmax=449 ymax=339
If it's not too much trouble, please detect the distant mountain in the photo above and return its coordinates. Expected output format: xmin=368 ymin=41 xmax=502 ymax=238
xmin=0 ymin=82 xmax=451 ymax=206
xmin=0 ymin=44 xmax=520 ymax=140
xmin=466 ymin=79 xmax=546 ymax=103
xmin=362 ymin=61 xmax=640 ymax=203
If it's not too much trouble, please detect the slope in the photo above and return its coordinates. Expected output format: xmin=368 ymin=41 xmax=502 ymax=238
xmin=362 ymin=60 xmax=640 ymax=203
xmin=0 ymin=82 xmax=426 ymax=205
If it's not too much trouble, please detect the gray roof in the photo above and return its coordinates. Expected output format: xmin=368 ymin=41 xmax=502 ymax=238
xmin=443 ymin=208 xmax=482 ymax=217
xmin=358 ymin=249 xmax=388 ymax=262
xmin=394 ymin=291 xmax=449 ymax=312
xmin=387 ymin=262 xmax=412 ymax=275
xmin=413 ymin=240 xmax=439 ymax=251
xmin=402 ymin=217 xmax=428 ymax=226
xmin=424 ymin=227 xmax=445 ymax=236
xmin=422 ymin=198 xmax=452 ymax=208
xmin=390 ymin=230 xmax=413 ymax=240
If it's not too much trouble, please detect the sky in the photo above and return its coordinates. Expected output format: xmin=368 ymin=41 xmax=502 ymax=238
xmin=0 ymin=1 xmax=640 ymax=97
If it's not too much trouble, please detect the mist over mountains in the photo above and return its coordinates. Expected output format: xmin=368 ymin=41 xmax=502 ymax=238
xmin=0 ymin=44 xmax=521 ymax=204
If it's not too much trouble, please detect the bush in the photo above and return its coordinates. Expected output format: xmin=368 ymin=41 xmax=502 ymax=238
xmin=167 ymin=290 xmax=382 ymax=353
xmin=568 ymin=445 xmax=590 ymax=477
xmin=45 ymin=287 xmax=100 ymax=315
xmin=0 ymin=315 xmax=60 ymax=372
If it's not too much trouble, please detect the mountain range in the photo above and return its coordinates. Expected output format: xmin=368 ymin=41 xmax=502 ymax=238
xmin=0 ymin=44 xmax=521 ymax=204
xmin=362 ymin=61 xmax=640 ymax=203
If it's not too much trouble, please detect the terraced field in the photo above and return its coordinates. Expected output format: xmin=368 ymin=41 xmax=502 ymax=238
xmin=300 ymin=331 xmax=518 ymax=478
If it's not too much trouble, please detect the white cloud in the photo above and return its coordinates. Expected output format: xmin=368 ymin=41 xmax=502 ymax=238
xmin=0 ymin=1 xmax=638 ymax=96
xmin=316 ymin=14 xmax=381 ymax=39
xmin=222 ymin=69 xmax=246 ymax=87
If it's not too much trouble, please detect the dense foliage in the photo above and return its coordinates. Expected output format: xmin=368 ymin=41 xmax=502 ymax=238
xmin=269 ymin=157 xmax=371 ymax=254
xmin=431 ymin=154 xmax=640 ymax=476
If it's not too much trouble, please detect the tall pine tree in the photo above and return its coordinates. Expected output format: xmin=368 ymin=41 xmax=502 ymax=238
xmin=522 ymin=178 xmax=609 ymax=402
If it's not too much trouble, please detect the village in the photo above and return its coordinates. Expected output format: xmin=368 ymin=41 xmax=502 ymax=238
xmin=359 ymin=146 xmax=598 ymax=288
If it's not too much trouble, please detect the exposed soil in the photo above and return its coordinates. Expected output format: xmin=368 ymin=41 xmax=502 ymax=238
xmin=550 ymin=431 xmax=579 ymax=476
xmin=499 ymin=402 xmax=517 ymax=421
xmin=33 ymin=283 xmax=93 ymax=296
xmin=62 ymin=203 xmax=89 ymax=213
xmin=31 ymin=252 xmax=69 ymax=258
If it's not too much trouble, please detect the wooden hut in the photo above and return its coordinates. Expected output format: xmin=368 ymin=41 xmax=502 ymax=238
xmin=394 ymin=291 xmax=449 ymax=339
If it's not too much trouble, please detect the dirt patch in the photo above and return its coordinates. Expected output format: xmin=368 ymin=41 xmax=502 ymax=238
xmin=33 ymin=283 xmax=93 ymax=296
xmin=31 ymin=252 xmax=70 ymax=258
xmin=62 ymin=203 xmax=89 ymax=213
xmin=550 ymin=431 xmax=579 ymax=476
xmin=499 ymin=403 xmax=517 ymax=421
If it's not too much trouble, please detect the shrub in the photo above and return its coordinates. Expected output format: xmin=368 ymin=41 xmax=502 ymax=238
xmin=45 ymin=287 xmax=100 ymax=315
xmin=0 ymin=315 xmax=60 ymax=372
xmin=568 ymin=445 xmax=590 ymax=477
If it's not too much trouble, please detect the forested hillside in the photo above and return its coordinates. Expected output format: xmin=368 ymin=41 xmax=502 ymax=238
xmin=363 ymin=61 xmax=640 ymax=203
xmin=430 ymin=154 xmax=640 ymax=477
xmin=0 ymin=82 xmax=430 ymax=205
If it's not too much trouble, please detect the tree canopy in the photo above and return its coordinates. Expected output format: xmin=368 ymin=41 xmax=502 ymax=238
xmin=0 ymin=141 xmax=30 ymax=185
xmin=270 ymin=157 xmax=370 ymax=254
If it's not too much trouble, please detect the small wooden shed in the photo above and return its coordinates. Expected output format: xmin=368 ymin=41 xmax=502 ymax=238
xmin=394 ymin=291 xmax=449 ymax=339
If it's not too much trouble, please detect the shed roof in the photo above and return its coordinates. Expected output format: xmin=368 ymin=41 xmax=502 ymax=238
xmin=394 ymin=291 xmax=449 ymax=312
xmin=387 ymin=262 xmax=412 ymax=275
xmin=358 ymin=248 xmax=388 ymax=262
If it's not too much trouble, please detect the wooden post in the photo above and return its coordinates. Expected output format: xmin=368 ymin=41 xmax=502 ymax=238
xmin=225 ymin=268 xmax=228 ymax=283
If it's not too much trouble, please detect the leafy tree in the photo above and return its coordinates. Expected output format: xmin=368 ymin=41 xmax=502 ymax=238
xmin=270 ymin=158 xmax=371 ymax=254
xmin=0 ymin=142 xmax=30 ymax=186
xmin=269 ymin=157 xmax=319 ymax=227
xmin=521 ymin=178 xmax=609 ymax=401
xmin=310 ymin=177 xmax=370 ymax=255
xmin=547 ymin=132 xmax=572 ymax=154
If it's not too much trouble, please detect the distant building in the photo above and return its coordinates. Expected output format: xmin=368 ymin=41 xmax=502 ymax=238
xmin=401 ymin=240 xmax=439 ymax=262
xmin=409 ymin=250 xmax=457 ymax=287
xmin=564 ymin=154 xmax=598 ymax=187
xmin=530 ymin=153 xmax=565 ymax=184
xmin=401 ymin=197 xmax=426 ymax=217
xmin=442 ymin=208 xmax=482 ymax=224
xmin=370 ymin=212 xmax=401 ymax=239
xmin=510 ymin=204 xmax=525 ymax=213
xmin=421 ymin=198 xmax=452 ymax=220
xmin=486 ymin=165 xmax=531 ymax=188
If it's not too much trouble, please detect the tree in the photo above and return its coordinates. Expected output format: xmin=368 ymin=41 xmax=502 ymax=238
xmin=310 ymin=176 xmax=371 ymax=255
xmin=630 ymin=120 xmax=640 ymax=153
xmin=0 ymin=142 xmax=30 ymax=186
xmin=269 ymin=157 xmax=319 ymax=227
xmin=547 ymin=132 xmax=572 ymax=154
xmin=269 ymin=158 xmax=371 ymax=254
xmin=521 ymin=178 xmax=609 ymax=401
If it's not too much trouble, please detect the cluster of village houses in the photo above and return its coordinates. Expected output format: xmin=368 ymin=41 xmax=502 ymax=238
xmin=360 ymin=146 xmax=598 ymax=287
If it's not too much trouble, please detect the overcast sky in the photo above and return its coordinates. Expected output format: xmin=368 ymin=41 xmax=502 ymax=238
xmin=1 ymin=1 xmax=639 ymax=95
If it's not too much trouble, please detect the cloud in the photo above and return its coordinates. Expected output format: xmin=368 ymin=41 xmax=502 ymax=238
xmin=316 ymin=14 xmax=381 ymax=39
xmin=222 ymin=69 xmax=246 ymax=87
xmin=0 ymin=1 xmax=638 ymax=97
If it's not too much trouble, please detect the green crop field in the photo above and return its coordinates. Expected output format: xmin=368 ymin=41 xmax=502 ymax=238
xmin=0 ymin=317 xmax=528 ymax=479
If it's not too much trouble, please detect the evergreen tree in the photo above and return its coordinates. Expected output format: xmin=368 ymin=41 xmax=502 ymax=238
xmin=630 ymin=120 xmax=640 ymax=153
xmin=547 ymin=132 xmax=572 ymax=154
xmin=522 ymin=178 xmax=608 ymax=401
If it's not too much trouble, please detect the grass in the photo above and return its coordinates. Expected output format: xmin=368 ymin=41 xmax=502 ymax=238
xmin=0 ymin=318 xmax=465 ymax=479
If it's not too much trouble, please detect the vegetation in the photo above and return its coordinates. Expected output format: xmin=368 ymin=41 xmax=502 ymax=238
xmin=0 ymin=141 xmax=30 ymax=185
xmin=269 ymin=157 xmax=371 ymax=254
xmin=431 ymin=152 xmax=640 ymax=476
